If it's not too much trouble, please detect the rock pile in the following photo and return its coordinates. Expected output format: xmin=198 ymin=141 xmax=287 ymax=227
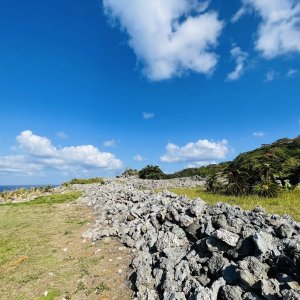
xmin=107 ymin=176 xmax=206 ymax=190
xmin=80 ymin=180 xmax=300 ymax=300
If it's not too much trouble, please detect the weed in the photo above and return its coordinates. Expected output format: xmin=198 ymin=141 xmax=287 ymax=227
xmin=18 ymin=273 xmax=39 ymax=284
xmin=64 ymin=230 xmax=72 ymax=236
xmin=35 ymin=289 xmax=61 ymax=300
xmin=95 ymin=282 xmax=110 ymax=295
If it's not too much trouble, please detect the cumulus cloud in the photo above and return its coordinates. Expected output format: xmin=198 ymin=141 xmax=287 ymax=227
xmin=0 ymin=130 xmax=122 ymax=175
xmin=239 ymin=0 xmax=300 ymax=58
xmin=143 ymin=112 xmax=154 ymax=120
xmin=160 ymin=139 xmax=228 ymax=163
xmin=227 ymin=47 xmax=248 ymax=81
xmin=133 ymin=154 xmax=144 ymax=161
xmin=17 ymin=130 xmax=56 ymax=157
xmin=253 ymin=131 xmax=266 ymax=137
xmin=103 ymin=0 xmax=223 ymax=80
xmin=103 ymin=139 xmax=117 ymax=147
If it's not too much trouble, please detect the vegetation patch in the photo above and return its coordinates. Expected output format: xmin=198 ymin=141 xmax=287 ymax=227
xmin=95 ymin=282 xmax=110 ymax=295
xmin=138 ymin=165 xmax=165 ymax=180
xmin=0 ymin=186 xmax=54 ymax=203
xmin=35 ymin=289 xmax=61 ymax=300
xmin=171 ymin=187 xmax=300 ymax=221
xmin=0 ymin=191 xmax=133 ymax=300
xmin=62 ymin=177 xmax=105 ymax=186
xmin=2 ymin=191 xmax=82 ymax=206
xmin=136 ymin=137 xmax=300 ymax=199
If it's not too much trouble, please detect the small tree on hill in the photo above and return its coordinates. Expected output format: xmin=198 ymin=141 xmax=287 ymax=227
xmin=122 ymin=168 xmax=139 ymax=178
xmin=138 ymin=165 xmax=165 ymax=180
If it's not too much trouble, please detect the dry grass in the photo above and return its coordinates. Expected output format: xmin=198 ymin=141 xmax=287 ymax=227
xmin=0 ymin=193 xmax=133 ymax=300
xmin=0 ymin=186 xmax=55 ymax=203
xmin=170 ymin=187 xmax=300 ymax=221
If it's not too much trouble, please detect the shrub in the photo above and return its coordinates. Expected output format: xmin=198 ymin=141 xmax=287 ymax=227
xmin=205 ymin=173 xmax=224 ymax=193
xmin=121 ymin=168 xmax=139 ymax=177
xmin=253 ymin=180 xmax=281 ymax=198
xmin=138 ymin=165 xmax=165 ymax=180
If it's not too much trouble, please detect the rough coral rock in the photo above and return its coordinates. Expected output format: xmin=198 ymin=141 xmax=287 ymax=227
xmin=77 ymin=178 xmax=300 ymax=300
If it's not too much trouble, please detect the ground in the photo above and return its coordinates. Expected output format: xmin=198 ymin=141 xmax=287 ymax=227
xmin=0 ymin=193 xmax=133 ymax=300
xmin=171 ymin=187 xmax=300 ymax=221
xmin=1 ymin=184 xmax=299 ymax=300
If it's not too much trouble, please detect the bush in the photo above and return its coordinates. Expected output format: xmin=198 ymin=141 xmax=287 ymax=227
xmin=121 ymin=168 xmax=139 ymax=177
xmin=253 ymin=180 xmax=281 ymax=198
xmin=138 ymin=165 xmax=165 ymax=180
xmin=205 ymin=173 xmax=224 ymax=193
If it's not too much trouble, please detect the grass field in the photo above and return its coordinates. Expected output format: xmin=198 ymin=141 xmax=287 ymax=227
xmin=171 ymin=187 xmax=300 ymax=221
xmin=0 ymin=192 xmax=133 ymax=300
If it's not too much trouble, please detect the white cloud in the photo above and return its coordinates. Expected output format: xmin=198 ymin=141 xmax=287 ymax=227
xmin=103 ymin=139 xmax=117 ymax=147
xmin=231 ymin=7 xmax=247 ymax=23
xmin=143 ymin=112 xmax=154 ymax=119
xmin=133 ymin=154 xmax=143 ymax=161
xmin=56 ymin=131 xmax=68 ymax=139
xmin=287 ymin=68 xmax=298 ymax=77
xmin=0 ymin=130 xmax=122 ymax=175
xmin=17 ymin=130 xmax=56 ymax=157
xmin=240 ymin=0 xmax=300 ymax=58
xmin=253 ymin=131 xmax=266 ymax=137
xmin=186 ymin=161 xmax=217 ymax=168
xmin=227 ymin=47 xmax=248 ymax=81
xmin=0 ymin=155 xmax=42 ymax=175
xmin=160 ymin=139 xmax=229 ymax=163
xmin=103 ymin=0 xmax=223 ymax=80
xmin=264 ymin=70 xmax=278 ymax=82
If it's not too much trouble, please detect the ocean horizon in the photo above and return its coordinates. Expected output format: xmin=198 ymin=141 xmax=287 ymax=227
xmin=0 ymin=185 xmax=58 ymax=192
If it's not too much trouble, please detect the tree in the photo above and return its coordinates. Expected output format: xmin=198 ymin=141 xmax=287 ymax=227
xmin=224 ymin=166 xmax=251 ymax=196
xmin=205 ymin=173 xmax=224 ymax=193
xmin=138 ymin=165 xmax=165 ymax=180
xmin=121 ymin=168 xmax=139 ymax=177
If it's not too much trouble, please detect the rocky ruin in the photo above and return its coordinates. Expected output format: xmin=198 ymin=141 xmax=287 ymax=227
xmin=79 ymin=179 xmax=300 ymax=300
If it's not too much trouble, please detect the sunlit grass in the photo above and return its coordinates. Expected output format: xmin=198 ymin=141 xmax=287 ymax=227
xmin=170 ymin=187 xmax=300 ymax=221
xmin=63 ymin=177 xmax=105 ymax=185
xmin=0 ymin=191 xmax=107 ymax=300
xmin=2 ymin=192 xmax=82 ymax=206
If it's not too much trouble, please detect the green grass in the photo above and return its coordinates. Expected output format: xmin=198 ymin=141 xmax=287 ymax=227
xmin=0 ymin=190 xmax=103 ymax=300
xmin=63 ymin=177 xmax=105 ymax=185
xmin=170 ymin=187 xmax=300 ymax=221
xmin=2 ymin=192 xmax=82 ymax=206
xmin=35 ymin=289 xmax=61 ymax=300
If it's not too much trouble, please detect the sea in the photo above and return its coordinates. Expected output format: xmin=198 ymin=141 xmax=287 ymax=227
xmin=0 ymin=185 xmax=57 ymax=192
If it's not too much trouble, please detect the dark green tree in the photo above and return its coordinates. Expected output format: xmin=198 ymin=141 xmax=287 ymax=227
xmin=224 ymin=166 xmax=252 ymax=196
xmin=205 ymin=173 xmax=224 ymax=193
xmin=138 ymin=165 xmax=165 ymax=180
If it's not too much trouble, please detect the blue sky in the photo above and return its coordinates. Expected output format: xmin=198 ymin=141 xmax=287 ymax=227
xmin=0 ymin=0 xmax=299 ymax=184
